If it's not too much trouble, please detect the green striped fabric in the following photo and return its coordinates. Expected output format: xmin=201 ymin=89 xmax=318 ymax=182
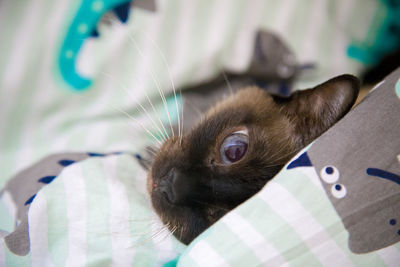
xmin=0 ymin=0 xmax=391 ymax=266
xmin=178 ymin=151 xmax=400 ymax=266
xmin=25 ymin=154 xmax=186 ymax=266
xmin=0 ymin=0 xmax=375 ymax=187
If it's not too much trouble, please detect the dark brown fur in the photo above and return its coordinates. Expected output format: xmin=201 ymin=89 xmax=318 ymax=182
xmin=148 ymin=75 xmax=360 ymax=244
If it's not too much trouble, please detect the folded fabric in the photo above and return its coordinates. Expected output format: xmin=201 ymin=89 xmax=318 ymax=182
xmin=176 ymin=69 xmax=400 ymax=266
xmin=1 ymin=69 xmax=399 ymax=266
xmin=1 ymin=153 xmax=186 ymax=266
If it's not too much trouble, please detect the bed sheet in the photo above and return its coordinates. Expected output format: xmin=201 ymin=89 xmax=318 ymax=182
xmin=0 ymin=0 xmax=393 ymax=266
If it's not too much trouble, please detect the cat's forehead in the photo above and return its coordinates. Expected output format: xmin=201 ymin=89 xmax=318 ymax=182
xmin=210 ymin=86 xmax=275 ymax=114
xmin=154 ymin=87 xmax=281 ymax=167
xmin=188 ymin=88 xmax=273 ymax=139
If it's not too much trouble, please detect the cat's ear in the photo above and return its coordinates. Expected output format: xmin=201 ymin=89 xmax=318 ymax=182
xmin=274 ymin=74 xmax=360 ymax=145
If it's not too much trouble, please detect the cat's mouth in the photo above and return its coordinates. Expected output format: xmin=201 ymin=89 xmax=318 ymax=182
xmin=150 ymin=185 xmax=214 ymax=244
xmin=148 ymin=167 xmax=229 ymax=244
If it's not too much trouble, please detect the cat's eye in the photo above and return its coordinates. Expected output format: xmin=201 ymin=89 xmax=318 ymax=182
xmin=220 ymin=130 xmax=249 ymax=164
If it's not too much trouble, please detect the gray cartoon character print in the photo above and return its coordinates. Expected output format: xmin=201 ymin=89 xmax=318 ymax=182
xmin=287 ymin=69 xmax=400 ymax=254
xmin=0 ymin=152 xmax=125 ymax=255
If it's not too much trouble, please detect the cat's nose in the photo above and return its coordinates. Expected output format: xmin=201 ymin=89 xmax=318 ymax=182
xmin=158 ymin=168 xmax=194 ymax=205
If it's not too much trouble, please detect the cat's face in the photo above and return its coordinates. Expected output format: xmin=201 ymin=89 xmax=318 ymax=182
xmin=147 ymin=75 xmax=359 ymax=244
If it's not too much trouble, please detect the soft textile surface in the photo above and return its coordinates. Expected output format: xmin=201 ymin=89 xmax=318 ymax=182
xmin=0 ymin=0 xmax=379 ymax=187
xmin=2 ymin=71 xmax=400 ymax=266
xmin=177 ymin=69 xmax=400 ymax=266
xmin=0 ymin=0 xmax=394 ymax=266
xmin=1 ymin=153 xmax=186 ymax=266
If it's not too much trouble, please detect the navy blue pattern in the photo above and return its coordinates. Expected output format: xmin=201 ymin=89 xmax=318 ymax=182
xmin=366 ymin=168 xmax=400 ymax=185
xmin=113 ymin=2 xmax=131 ymax=23
xmin=88 ymin=152 xmax=106 ymax=157
xmin=90 ymin=28 xmax=99 ymax=38
xmin=24 ymin=194 xmax=37 ymax=206
xmin=287 ymin=152 xmax=312 ymax=169
xmin=58 ymin=159 xmax=75 ymax=166
xmin=38 ymin=176 xmax=57 ymax=184
xmin=388 ymin=218 xmax=400 ymax=236
xmin=326 ymin=166 xmax=334 ymax=174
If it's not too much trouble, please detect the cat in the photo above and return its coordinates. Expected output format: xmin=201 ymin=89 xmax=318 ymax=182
xmin=146 ymin=74 xmax=360 ymax=244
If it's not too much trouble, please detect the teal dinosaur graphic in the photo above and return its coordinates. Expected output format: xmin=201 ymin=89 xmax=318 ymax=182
xmin=347 ymin=0 xmax=400 ymax=64
xmin=58 ymin=0 xmax=155 ymax=90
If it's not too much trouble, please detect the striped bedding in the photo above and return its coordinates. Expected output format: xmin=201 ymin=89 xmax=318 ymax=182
xmin=1 ymin=0 xmax=397 ymax=266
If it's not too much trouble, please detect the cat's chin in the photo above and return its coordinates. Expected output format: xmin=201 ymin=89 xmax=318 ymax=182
xmin=150 ymin=182 xmax=229 ymax=244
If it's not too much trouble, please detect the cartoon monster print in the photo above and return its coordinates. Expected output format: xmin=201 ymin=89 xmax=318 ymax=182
xmin=58 ymin=0 xmax=156 ymax=90
xmin=0 ymin=152 xmax=122 ymax=255
xmin=288 ymin=152 xmax=400 ymax=253
xmin=287 ymin=68 xmax=400 ymax=253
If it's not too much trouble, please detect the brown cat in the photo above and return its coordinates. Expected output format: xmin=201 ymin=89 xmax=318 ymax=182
xmin=147 ymin=75 xmax=360 ymax=244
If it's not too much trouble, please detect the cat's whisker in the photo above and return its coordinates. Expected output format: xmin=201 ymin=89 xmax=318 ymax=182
xmin=72 ymin=93 xmax=161 ymax=145
xmin=104 ymin=16 xmax=172 ymax=140
xmin=259 ymin=162 xmax=286 ymax=168
xmin=149 ymin=225 xmax=164 ymax=239
xmin=160 ymin=225 xmax=178 ymax=241
xmin=126 ymin=34 xmax=175 ymax=139
xmin=107 ymin=17 xmax=182 ymax=142
xmin=109 ymin=105 xmax=163 ymax=146
xmin=221 ymin=68 xmax=233 ymax=96
xmin=150 ymin=228 xmax=164 ymax=239
xmin=272 ymin=149 xmax=294 ymax=162
xmin=179 ymin=88 xmax=185 ymax=145
xmin=170 ymin=225 xmax=178 ymax=234
xmin=101 ymin=72 xmax=168 ymax=142
xmin=142 ymin=91 xmax=170 ymax=141
xmin=179 ymin=222 xmax=187 ymax=242
xmin=144 ymin=33 xmax=182 ymax=140
xmin=92 ymin=16 xmax=169 ymax=142
xmin=151 ymin=224 xmax=172 ymax=241
xmin=262 ymin=143 xmax=296 ymax=164
xmin=184 ymin=98 xmax=203 ymax=118
xmin=144 ymin=147 xmax=158 ymax=157
xmin=145 ymin=146 xmax=160 ymax=156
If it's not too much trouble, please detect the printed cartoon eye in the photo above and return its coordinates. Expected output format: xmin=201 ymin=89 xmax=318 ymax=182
xmin=220 ymin=129 xmax=249 ymax=164
xmin=320 ymin=165 xmax=339 ymax=184
xmin=331 ymin=183 xmax=347 ymax=199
